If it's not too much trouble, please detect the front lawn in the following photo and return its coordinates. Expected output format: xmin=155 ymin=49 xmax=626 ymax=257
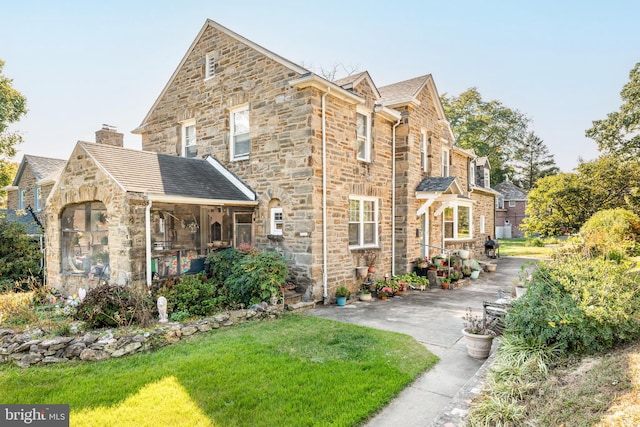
xmin=497 ymin=238 xmax=556 ymax=258
xmin=0 ymin=314 xmax=437 ymax=426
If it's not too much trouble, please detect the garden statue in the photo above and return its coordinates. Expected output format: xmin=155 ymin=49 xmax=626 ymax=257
xmin=78 ymin=287 xmax=87 ymax=302
xmin=157 ymin=296 xmax=168 ymax=323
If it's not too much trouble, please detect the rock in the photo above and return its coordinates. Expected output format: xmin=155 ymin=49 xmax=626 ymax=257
xmin=210 ymin=322 xmax=220 ymax=329
xmin=111 ymin=342 xmax=142 ymax=358
xmin=79 ymin=348 xmax=110 ymax=361
xmin=15 ymin=340 xmax=41 ymax=353
xmin=181 ymin=326 xmax=198 ymax=336
xmin=82 ymin=333 xmax=100 ymax=344
xmin=40 ymin=337 xmax=74 ymax=348
xmin=42 ymin=356 xmax=69 ymax=364
xmin=0 ymin=329 xmax=15 ymax=338
xmin=222 ymin=320 xmax=234 ymax=327
xmin=214 ymin=313 xmax=229 ymax=323
xmin=103 ymin=339 xmax=119 ymax=353
xmin=15 ymin=353 xmax=42 ymax=368
xmin=246 ymin=309 xmax=257 ymax=319
xmin=197 ymin=323 xmax=212 ymax=332
xmin=64 ymin=342 xmax=86 ymax=358
xmin=131 ymin=334 xmax=145 ymax=342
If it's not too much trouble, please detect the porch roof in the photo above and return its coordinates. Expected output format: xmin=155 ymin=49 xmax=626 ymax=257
xmin=416 ymin=176 xmax=458 ymax=193
xmin=79 ymin=142 xmax=256 ymax=204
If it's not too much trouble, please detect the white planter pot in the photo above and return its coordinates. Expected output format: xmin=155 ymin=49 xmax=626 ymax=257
xmin=515 ymin=286 xmax=527 ymax=298
xmin=470 ymin=270 xmax=480 ymax=280
xmin=458 ymin=249 xmax=470 ymax=260
xmin=461 ymin=329 xmax=494 ymax=359
xmin=359 ymin=293 xmax=372 ymax=301
xmin=356 ymin=266 xmax=369 ymax=279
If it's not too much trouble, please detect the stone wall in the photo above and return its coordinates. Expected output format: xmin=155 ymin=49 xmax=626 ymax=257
xmin=0 ymin=306 xmax=281 ymax=369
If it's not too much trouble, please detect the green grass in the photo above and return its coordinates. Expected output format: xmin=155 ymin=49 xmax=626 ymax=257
xmin=497 ymin=238 xmax=556 ymax=258
xmin=0 ymin=314 xmax=438 ymax=426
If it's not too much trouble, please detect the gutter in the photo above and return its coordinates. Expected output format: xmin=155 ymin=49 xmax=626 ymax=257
xmin=145 ymin=197 xmax=152 ymax=286
xmin=391 ymin=119 xmax=401 ymax=276
xmin=321 ymin=87 xmax=330 ymax=303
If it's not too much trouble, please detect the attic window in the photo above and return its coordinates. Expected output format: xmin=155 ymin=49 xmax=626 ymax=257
xmin=205 ymin=53 xmax=216 ymax=79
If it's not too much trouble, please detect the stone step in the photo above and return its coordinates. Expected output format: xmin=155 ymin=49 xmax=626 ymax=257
xmin=284 ymin=291 xmax=303 ymax=306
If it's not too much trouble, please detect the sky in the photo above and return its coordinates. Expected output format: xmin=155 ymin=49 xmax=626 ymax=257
xmin=1 ymin=0 xmax=638 ymax=172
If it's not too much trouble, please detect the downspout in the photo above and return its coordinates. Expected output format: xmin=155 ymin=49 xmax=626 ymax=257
xmin=321 ymin=88 xmax=330 ymax=303
xmin=145 ymin=197 xmax=152 ymax=286
xmin=391 ymin=119 xmax=401 ymax=276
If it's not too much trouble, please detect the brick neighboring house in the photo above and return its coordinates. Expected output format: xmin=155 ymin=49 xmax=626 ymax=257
xmin=493 ymin=181 xmax=528 ymax=238
xmin=45 ymin=19 xmax=496 ymax=301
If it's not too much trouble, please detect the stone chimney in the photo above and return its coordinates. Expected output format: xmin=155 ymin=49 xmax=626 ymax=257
xmin=95 ymin=124 xmax=124 ymax=147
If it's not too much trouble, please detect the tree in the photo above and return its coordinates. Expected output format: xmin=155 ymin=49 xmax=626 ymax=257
xmin=521 ymin=155 xmax=640 ymax=236
xmin=441 ymin=87 xmax=530 ymax=184
xmin=0 ymin=160 xmax=17 ymax=207
xmin=0 ymin=59 xmax=27 ymax=202
xmin=0 ymin=219 xmax=42 ymax=290
xmin=586 ymin=62 xmax=640 ymax=158
xmin=512 ymin=132 xmax=560 ymax=191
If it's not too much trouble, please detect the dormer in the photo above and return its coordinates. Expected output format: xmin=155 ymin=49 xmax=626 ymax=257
xmin=475 ymin=157 xmax=491 ymax=188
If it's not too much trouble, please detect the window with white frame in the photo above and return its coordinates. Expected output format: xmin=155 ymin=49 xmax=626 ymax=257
xmin=421 ymin=130 xmax=429 ymax=172
xmin=480 ymin=215 xmax=485 ymax=234
xmin=356 ymin=109 xmax=371 ymax=162
xmin=270 ymin=207 xmax=283 ymax=236
xmin=442 ymin=147 xmax=450 ymax=177
xmin=496 ymin=197 xmax=505 ymax=210
xmin=469 ymin=160 xmax=476 ymax=186
xmin=33 ymin=186 xmax=40 ymax=212
xmin=230 ymin=105 xmax=250 ymax=160
xmin=484 ymin=169 xmax=490 ymax=188
xmin=205 ymin=52 xmax=216 ymax=79
xmin=181 ymin=119 xmax=197 ymax=158
xmin=444 ymin=203 xmax=472 ymax=240
xmin=508 ymin=200 xmax=516 ymax=207
xmin=349 ymin=196 xmax=378 ymax=248
xmin=18 ymin=189 xmax=24 ymax=209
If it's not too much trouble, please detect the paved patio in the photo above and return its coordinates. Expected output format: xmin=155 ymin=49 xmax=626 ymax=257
xmin=305 ymin=256 xmax=533 ymax=426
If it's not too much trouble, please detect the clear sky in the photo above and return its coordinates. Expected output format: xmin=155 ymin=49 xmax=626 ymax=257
xmin=1 ymin=0 xmax=638 ymax=172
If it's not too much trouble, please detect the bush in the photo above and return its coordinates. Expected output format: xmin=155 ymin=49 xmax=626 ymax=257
xmin=206 ymin=248 xmax=246 ymax=285
xmin=527 ymin=237 xmax=545 ymax=247
xmin=580 ymin=208 xmax=640 ymax=258
xmin=0 ymin=220 xmax=42 ymax=291
xmin=75 ymin=283 xmax=154 ymax=329
xmin=159 ymin=274 xmax=224 ymax=318
xmin=226 ymin=251 xmax=288 ymax=306
xmin=505 ymin=255 xmax=640 ymax=354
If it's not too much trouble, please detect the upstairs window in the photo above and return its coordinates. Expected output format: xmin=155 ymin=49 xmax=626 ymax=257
xmin=496 ymin=197 xmax=505 ymax=210
xmin=469 ymin=160 xmax=476 ymax=187
xmin=205 ymin=53 xmax=216 ymax=79
xmin=356 ymin=109 xmax=371 ymax=162
xmin=33 ymin=186 xmax=41 ymax=212
xmin=442 ymin=147 xmax=450 ymax=177
xmin=349 ymin=196 xmax=378 ymax=248
xmin=509 ymin=200 xmax=516 ymax=207
xmin=484 ymin=169 xmax=491 ymax=188
xmin=421 ymin=130 xmax=429 ymax=173
xmin=230 ymin=105 xmax=250 ymax=161
xmin=18 ymin=189 xmax=24 ymax=209
xmin=181 ymin=120 xmax=197 ymax=158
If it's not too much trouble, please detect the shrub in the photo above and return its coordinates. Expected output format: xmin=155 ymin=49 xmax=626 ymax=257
xmin=527 ymin=237 xmax=545 ymax=247
xmin=75 ymin=283 xmax=154 ymax=329
xmin=580 ymin=208 xmax=640 ymax=258
xmin=226 ymin=251 xmax=288 ymax=306
xmin=505 ymin=255 xmax=640 ymax=354
xmin=160 ymin=274 xmax=224 ymax=317
xmin=0 ymin=220 xmax=43 ymax=291
xmin=206 ymin=248 xmax=246 ymax=285
xmin=0 ymin=291 xmax=36 ymax=325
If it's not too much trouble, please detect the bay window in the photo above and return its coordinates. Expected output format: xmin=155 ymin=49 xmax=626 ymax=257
xmin=444 ymin=203 xmax=472 ymax=240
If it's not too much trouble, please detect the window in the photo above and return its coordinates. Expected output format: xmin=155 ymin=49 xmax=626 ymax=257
xmin=508 ymin=200 xmax=516 ymax=207
xmin=444 ymin=204 xmax=472 ymax=240
xmin=61 ymin=202 xmax=109 ymax=278
xmin=230 ymin=105 xmax=250 ymax=160
xmin=181 ymin=120 xmax=196 ymax=158
xmin=480 ymin=215 xmax=486 ymax=234
xmin=349 ymin=196 xmax=378 ymax=248
xmin=496 ymin=197 xmax=505 ymax=210
xmin=421 ymin=130 xmax=429 ymax=172
xmin=484 ymin=169 xmax=490 ymax=188
xmin=34 ymin=186 xmax=41 ymax=212
xmin=356 ymin=109 xmax=371 ymax=162
xmin=18 ymin=189 xmax=24 ymax=209
xmin=442 ymin=148 xmax=449 ymax=177
xmin=205 ymin=52 xmax=215 ymax=79
xmin=270 ymin=207 xmax=283 ymax=236
xmin=469 ymin=161 xmax=476 ymax=186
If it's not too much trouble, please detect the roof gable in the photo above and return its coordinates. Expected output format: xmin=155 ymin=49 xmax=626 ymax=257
xmin=13 ymin=155 xmax=66 ymax=186
xmin=493 ymin=181 xmax=528 ymax=200
xmin=135 ymin=19 xmax=309 ymax=133
xmin=78 ymin=142 xmax=255 ymax=203
xmin=416 ymin=176 xmax=461 ymax=194
xmin=334 ymin=71 xmax=381 ymax=99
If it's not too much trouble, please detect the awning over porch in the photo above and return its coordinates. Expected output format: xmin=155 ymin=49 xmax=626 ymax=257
xmin=80 ymin=142 xmax=257 ymax=205
xmin=415 ymin=176 xmax=467 ymax=216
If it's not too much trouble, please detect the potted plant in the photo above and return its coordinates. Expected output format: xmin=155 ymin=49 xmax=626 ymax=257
xmin=376 ymin=286 xmax=393 ymax=300
xmin=359 ymin=288 xmax=372 ymax=301
xmin=470 ymin=268 xmax=481 ymax=280
xmin=461 ymin=265 xmax=472 ymax=277
xmin=449 ymin=270 xmax=461 ymax=283
xmin=461 ymin=307 xmax=496 ymax=359
xmin=335 ymin=286 xmax=350 ymax=306
xmin=440 ymin=276 xmax=451 ymax=290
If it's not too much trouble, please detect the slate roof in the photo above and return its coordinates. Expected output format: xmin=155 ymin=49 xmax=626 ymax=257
xmin=79 ymin=142 xmax=255 ymax=202
xmin=333 ymin=72 xmax=367 ymax=87
xmin=0 ymin=209 xmax=42 ymax=235
xmin=13 ymin=155 xmax=66 ymax=185
xmin=493 ymin=181 xmax=528 ymax=201
xmin=416 ymin=176 xmax=457 ymax=192
xmin=379 ymin=75 xmax=431 ymax=106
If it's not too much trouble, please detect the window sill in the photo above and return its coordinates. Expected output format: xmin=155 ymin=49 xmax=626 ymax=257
xmin=232 ymin=156 xmax=250 ymax=162
xmin=444 ymin=238 xmax=475 ymax=242
xmin=267 ymin=234 xmax=284 ymax=241
xmin=349 ymin=245 xmax=380 ymax=252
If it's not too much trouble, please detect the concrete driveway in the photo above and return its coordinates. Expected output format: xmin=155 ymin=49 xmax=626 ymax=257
xmin=306 ymin=256 xmax=533 ymax=427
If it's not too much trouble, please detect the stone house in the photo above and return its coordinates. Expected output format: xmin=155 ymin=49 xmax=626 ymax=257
xmin=45 ymin=19 xmax=496 ymax=302
xmin=4 ymin=154 xmax=66 ymax=227
xmin=494 ymin=181 xmax=528 ymax=238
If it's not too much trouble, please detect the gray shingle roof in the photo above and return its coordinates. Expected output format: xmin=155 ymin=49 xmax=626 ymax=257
xmin=14 ymin=155 xmax=66 ymax=184
xmin=493 ymin=181 xmax=527 ymax=200
xmin=80 ymin=142 xmax=255 ymax=202
xmin=379 ymin=75 xmax=430 ymax=106
xmin=416 ymin=176 xmax=456 ymax=192
xmin=0 ymin=209 xmax=42 ymax=235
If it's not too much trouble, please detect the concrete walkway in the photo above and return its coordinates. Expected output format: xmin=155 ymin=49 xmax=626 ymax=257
xmin=306 ymin=256 xmax=531 ymax=427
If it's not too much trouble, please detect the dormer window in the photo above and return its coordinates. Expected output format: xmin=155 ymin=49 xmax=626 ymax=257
xmin=441 ymin=147 xmax=450 ymax=177
xmin=484 ymin=168 xmax=490 ymax=188
xmin=205 ymin=53 xmax=216 ymax=79
xmin=356 ymin=108 xmax=371 ymax=162
xmin=469 ymin=160 xmax=476 ymax=187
